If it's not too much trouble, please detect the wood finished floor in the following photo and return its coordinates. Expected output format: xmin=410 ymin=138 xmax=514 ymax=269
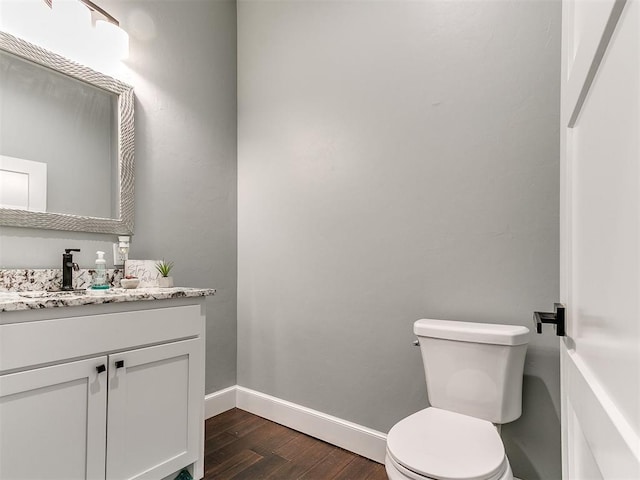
xmin=204 ymin=408 xmax=388 ymax=480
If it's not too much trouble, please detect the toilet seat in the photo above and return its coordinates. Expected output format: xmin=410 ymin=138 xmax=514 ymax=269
xmin=385 ymin=453 xmax=511 ymax=480
xmin=386 ymin=407 xmax=508 ymax=480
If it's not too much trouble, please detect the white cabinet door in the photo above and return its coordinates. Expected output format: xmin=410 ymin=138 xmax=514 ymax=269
xmin=561 ymin=0 xmax=640 ymax=478
xmin=106 ymin=338 xmax=203 ymax=480
xmin=0 ymin=356 xmax=108 ymax=480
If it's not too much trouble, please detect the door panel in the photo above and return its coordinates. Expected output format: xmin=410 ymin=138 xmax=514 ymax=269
xmin=0 ymin=357 xmax=108 ymax=480
xmin=106 ymin=339 xmax=202 ymax=480
xmin=564 ymin=348 xmax=639 ymax=479
xmin=564 ymin=0 xmax=622 ymax=123
xmin=570 ymin=0 xmax=639 ymax=425
xmin=561 ymin=0 xmax=640 ymax=477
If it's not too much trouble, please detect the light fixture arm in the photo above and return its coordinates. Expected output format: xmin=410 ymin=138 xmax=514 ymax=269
xmin=45 ymin=0 xmax=120 ymax=26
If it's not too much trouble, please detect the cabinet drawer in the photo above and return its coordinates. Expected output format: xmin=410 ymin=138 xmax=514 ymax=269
xmin=0 ymin=305 xmax=203 ymax=373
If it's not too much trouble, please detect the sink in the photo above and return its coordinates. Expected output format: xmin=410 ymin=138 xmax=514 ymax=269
xmin=18 ymin=290 xmax=87 ymax=299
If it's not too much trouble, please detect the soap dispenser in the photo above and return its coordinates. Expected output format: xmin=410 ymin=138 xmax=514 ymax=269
xmin=92 ymin=251 xmax=109 ymax=290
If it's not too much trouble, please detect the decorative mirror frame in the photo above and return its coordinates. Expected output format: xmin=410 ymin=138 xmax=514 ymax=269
xmin=0 ymin=31 xmax=134 ymax=235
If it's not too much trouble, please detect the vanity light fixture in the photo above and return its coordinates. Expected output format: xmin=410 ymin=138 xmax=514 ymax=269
xmin=113 ymin=235 xmax=130 ymax=266
xmin=0 ymin=0 xmax=129 ymax=78
xmin=69 ymin=0 xmax=120 ymax=27
xmin=42 ymin=0 xmax=122 ymax=30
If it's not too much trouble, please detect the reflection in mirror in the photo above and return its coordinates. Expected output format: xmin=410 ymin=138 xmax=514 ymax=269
xmin=1 ymin=50 xmax=117 ymax=218
xmin=0 ymin=155 xmax=47 ymax=211
xmin=0 ymin=31 xmax=134 ymax=235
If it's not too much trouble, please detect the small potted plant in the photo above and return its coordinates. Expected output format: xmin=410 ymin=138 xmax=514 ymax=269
xmin=155 ymin=259 xmax=174 ymax=288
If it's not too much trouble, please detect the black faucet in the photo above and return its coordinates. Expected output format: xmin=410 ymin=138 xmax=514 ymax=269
xmin=62 ymin=249 xmax=81 ymax=291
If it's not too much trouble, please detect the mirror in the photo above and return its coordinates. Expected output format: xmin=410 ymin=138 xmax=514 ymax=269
xmin=0 ymin=31 xmax=134 ymax=234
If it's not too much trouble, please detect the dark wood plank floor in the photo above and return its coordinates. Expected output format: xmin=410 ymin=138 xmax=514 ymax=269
xmin=205 ymin=408 xmax=388 ymax=480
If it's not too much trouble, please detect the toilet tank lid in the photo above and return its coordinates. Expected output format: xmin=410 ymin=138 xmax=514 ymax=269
xmin=414 ymin=319 xmax=530 ymax=345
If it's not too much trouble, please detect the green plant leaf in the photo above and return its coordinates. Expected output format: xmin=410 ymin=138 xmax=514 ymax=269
xmin=155 ymin=259 xmax=174 ymax=277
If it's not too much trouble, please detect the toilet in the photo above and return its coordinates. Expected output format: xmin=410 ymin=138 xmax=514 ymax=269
xmin=385 ymin=319 xmax=530 ymax=480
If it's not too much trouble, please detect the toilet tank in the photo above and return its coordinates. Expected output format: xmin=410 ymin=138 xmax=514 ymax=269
xmin=414 ymin=319 xmax=530 ymax=424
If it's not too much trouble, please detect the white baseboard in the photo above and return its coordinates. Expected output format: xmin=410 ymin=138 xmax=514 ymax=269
xmin=204 ymin=385 xmax=237 ymax=419
xmin=236 ymin=386 xmax=387 ymax=463
xmin=203 ymin=385 xmax=387 ymax=463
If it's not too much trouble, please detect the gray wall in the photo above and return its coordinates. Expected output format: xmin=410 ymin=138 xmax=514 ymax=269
xmin=237 ymin=1 xmax=561 ymax=479
xmin=1 ymin=1 xmax=562 ymax=477
xmin=0 ymin=0 xmax=238 ymax=394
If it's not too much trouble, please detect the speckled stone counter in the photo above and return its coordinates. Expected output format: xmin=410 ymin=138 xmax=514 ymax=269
xmin=0 ymin=287 xmax=216 ymax=312
xmin=0 ymin=269 xmax=215 ymax=312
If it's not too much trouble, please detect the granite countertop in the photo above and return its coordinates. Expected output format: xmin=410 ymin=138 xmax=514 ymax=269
xmin=0 ymin=287 xmax=216 ymax=312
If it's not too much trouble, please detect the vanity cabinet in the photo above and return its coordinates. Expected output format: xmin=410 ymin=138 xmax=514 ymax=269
xmin=106 ymin=339 xmax=201 ymax=480
xmin=0 ymin=301 xmax=206 ymax=480
xmin=0 ymin=356 xmax=108 ymax=479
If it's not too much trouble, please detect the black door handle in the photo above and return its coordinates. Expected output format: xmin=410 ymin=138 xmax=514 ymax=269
xmin=96 ymin=364 xmax=106 ymax=374
xmin=533 ymin=303 xmax=566 ymax=336
xmin=115 ymin=360 xmax=125 ymax=369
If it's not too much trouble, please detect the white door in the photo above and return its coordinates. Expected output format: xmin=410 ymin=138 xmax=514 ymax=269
xmin=106 ymin=339 xmax=203 ymax=480
xmin=560 ymin=0 xmax=640 ymax=478
xmin=0 ymin=356 xmax=108 ymax=480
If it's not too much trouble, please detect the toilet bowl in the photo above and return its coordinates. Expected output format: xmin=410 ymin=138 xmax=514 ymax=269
xmin=385 ymin=408 xmax=512 ymax=480
xmin=385 ymin=319 xmax=529 ymax=480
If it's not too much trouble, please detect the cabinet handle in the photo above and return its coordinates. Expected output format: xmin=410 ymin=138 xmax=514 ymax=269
xmin=96 ymin=364 xmax=106 ymax=374
xmin=115 ymin=360 xmax=124 ymax=369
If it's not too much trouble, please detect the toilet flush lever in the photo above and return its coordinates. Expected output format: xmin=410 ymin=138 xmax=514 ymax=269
xmin=533 ymin=303 xmax=566 ymax=337
xmin=412 ymin=339 xmax=420 ymax=347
